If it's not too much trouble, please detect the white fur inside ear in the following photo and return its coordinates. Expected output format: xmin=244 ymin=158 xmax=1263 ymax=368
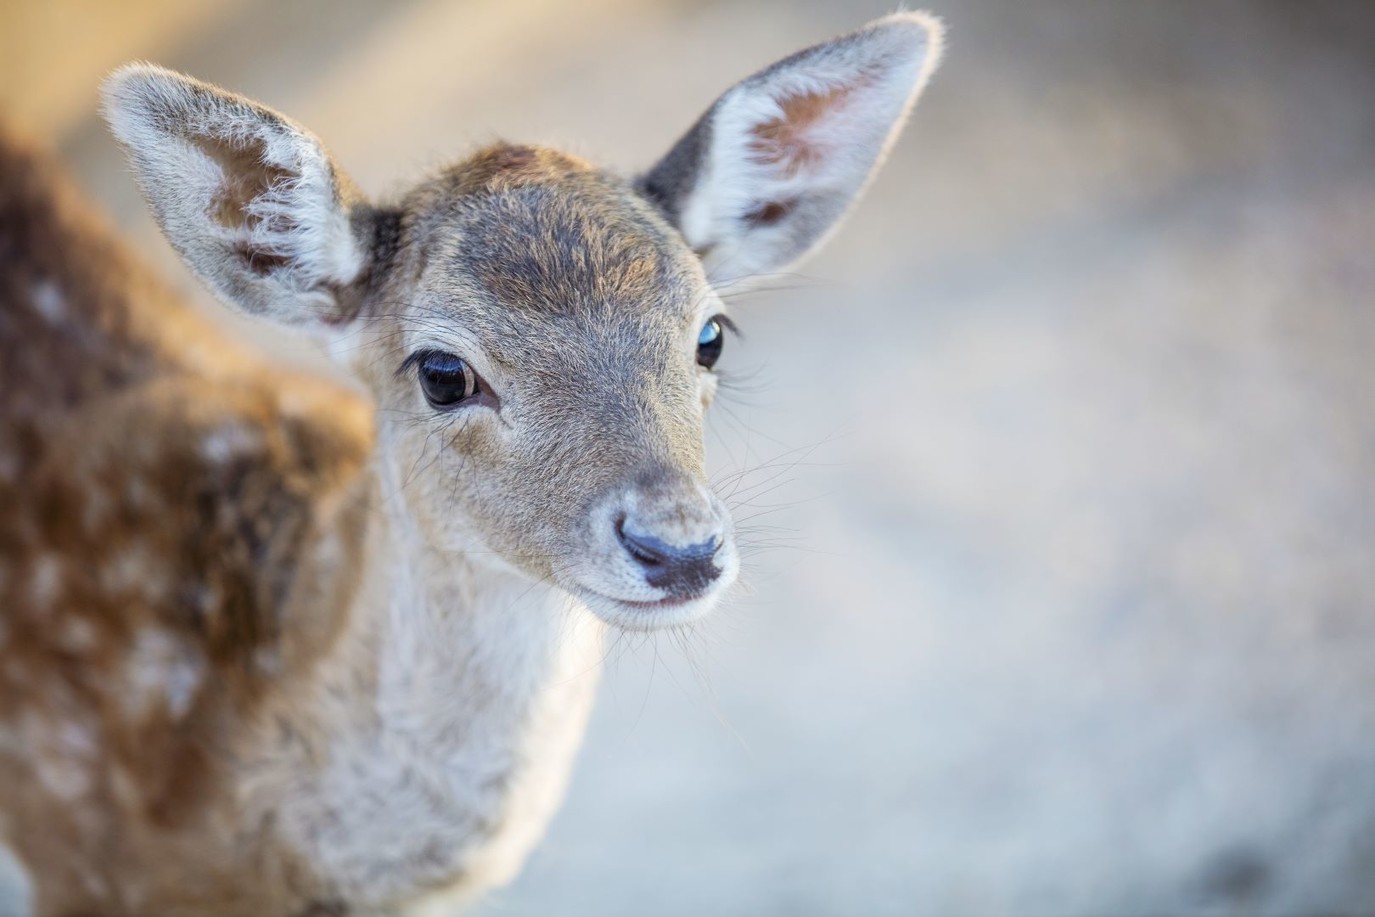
xmin=101 ymin=63 xmax=364 ymax=321
xmin=678 ymin=12 xmax=945 ymax=285
xmin=237 ymin=127 xmax=364 ymax=294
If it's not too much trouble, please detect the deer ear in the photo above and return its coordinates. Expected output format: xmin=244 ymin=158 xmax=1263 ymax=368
xmin=639 ymin=12 xmax=943 ymax=286
xmin=101 ymin=64 xmax=369 ymax=327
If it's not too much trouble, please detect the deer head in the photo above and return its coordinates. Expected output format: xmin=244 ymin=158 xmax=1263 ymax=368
xmin=100 ymin=13 xmax=943 ymax=631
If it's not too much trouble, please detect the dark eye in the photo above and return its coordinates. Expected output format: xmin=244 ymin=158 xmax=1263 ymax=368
xmin=415 ymin=351 xmax=479 ymax=408
xmin=697 ymin=316 xmax=724 ymax=369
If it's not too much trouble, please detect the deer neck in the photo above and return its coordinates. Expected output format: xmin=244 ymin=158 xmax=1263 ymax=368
xmin=260 ymin=448 xmax=607 ymax=901
xmin=365 ymin=450 xmax=605 ymax=751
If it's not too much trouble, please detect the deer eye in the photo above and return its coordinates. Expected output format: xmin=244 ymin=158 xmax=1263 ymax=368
xmin=414 ymin=351 xmax=479 ymax=408
xmin=697 ymin=317 xmax=724 ymax=369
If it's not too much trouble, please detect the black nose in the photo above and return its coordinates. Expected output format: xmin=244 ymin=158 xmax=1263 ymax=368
xmin=616 ymin=517 xmax=722 ymax=596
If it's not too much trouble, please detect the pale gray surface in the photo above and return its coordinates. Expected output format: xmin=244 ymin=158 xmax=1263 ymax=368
xmin=32 ymin=0 xmax=1375 ymax=913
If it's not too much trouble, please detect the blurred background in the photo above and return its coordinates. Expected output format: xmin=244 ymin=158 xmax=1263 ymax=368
xmin=4 ymin=0 xmax=1375 ymax=913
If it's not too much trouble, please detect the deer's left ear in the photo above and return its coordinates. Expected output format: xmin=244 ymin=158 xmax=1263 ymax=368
xmin=639 ymin=12 xmax=944 ymax=286
xmin=102 ymin=64 xmax=370 ymax=327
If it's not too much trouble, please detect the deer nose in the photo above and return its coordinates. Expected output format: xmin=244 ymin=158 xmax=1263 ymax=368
xmin=615 ymin=516 xmax=722 ymax=596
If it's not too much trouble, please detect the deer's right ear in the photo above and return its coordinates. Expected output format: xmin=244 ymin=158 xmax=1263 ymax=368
xmin=101 ymin=64 xmax=371 ymax=327
xmin=639 ymin=12 xmax=943 ymax=287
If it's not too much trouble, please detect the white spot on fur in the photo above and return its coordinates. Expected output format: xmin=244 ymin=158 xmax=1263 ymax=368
xmin=35 ymin=723 xmax=96 ymax=801
xmin=201 ymin=423 xmax=261 ymax=464
xmin=123 ymin=476 xmax=154 ymax=512
xmin=30 ymin=280 xmax=66 ymax=323
xmin=56 ymin=722 xmax=97 ymax=757
xmin=252 ymin=647 xmax=284 ymax=676
xmin=36 ymin=758 xmax=90 ymax=797
xmin=126 ymin=629 xmax=204 ymax=720
xmin=59 ymin=618 xmax=98 ymax=654
xmin=27 ymin=556 xmax=61 ymax=606
xmin=163 ymin=660 xmax=202 ymax=718
xmin=101 ymin=542 xmax=164 ymax=598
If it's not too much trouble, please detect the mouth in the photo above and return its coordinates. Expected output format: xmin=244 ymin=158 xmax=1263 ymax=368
xmin=600 ymin=592 xmax=705 ymax=610
xmin=570 ymin=584 xmax=723 ymax=630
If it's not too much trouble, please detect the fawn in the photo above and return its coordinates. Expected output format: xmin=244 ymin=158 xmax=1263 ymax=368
xmin=0 ymin=12 xmax=943 ymax=915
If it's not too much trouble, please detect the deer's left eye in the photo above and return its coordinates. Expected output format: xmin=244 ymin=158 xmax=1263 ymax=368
xmin=697 ymin=317 xmax=724 ymax=370
xmin=414 ymin=351 xmax=479 ymax=408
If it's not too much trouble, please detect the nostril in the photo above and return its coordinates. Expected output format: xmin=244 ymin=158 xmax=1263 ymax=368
xmin=616 ymin=516 xmax=671 ymax=567
xmin=615 ymin=515 xmax=723 ymax=595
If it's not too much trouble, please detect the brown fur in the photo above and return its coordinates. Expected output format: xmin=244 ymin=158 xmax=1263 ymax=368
xmin=362 ymin=145 xmax=712 ymax=593
xmin=750 ymin=84 xmax=857 ymax=176
xmin=0 ymin=128 xmax=372 ymax=914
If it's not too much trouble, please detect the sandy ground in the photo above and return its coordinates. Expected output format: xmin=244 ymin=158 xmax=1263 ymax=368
xmin=6 ymin=0 xmax=1375 ymax=913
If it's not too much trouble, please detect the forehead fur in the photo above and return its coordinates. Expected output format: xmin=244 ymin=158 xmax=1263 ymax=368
xmin=404 ymin=144 xmax=702 ymax=326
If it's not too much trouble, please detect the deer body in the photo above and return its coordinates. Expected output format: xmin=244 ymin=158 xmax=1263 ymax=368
xmin=0 ymin=14 xmax=942 ymax=915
